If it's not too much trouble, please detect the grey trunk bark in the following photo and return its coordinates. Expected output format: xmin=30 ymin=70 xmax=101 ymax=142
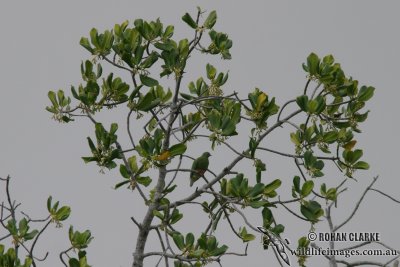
xmin=132 ymin=166 xmax=167 ymax=267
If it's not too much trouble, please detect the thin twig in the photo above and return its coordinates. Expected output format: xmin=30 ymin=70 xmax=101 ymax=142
xmin=155 ymin=228 xmax=169 ymax=267
xmin=279 ymin=201 xmax=309 ymax=222
xmin=127 ymin=108 xmax=136 ymax=149
xmin=258 ymin=147 xmax=337 ymax=160
xmin=333 ymin=176 xmax=379 ymax=232
xmin=277 ymin=99 xmax=296 ymax=123
xmin=29 ymin=220 xmax=52 ymax=267
xmin=370 ymin=188 xmax=400 ymax=204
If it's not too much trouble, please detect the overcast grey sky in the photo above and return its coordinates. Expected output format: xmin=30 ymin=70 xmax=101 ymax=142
xmin=1 ymin=1 xmax=400 ymax=266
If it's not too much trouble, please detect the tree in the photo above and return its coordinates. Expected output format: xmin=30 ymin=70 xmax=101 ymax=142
xmin=1 ymin=7 xmax=399 ymax=267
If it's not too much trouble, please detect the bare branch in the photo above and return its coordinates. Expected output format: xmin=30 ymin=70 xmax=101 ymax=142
xmin=155 ymin=228 xmax=169 ymax=267
xmin=303 ymin=78 xmax=311 ymax=95
xmin=258 ymin=147 xmax=337 ymax=160
xmin=277 ymin=99 xmax=296 ymax=123
xmin=325 ymin=205 xmax=338 ymax=267
xmin=127 ymin=109 xmax=136 ymax=149
xmin=279 ymin=201 xmax=309 ymax=222
xmin=370 ymin=188 xmax=400 ymax=204
xmin=29 ymin=220 xmax=52 ymax=266
xmin=0 ymin=233 xmax=11 ymax=242
xmin=334 ymin=176 xmax=379 ymax=232
xmin=131 ymin=217 xmax=142 ymax=229
xmin=229 ymin=204 xmax=259 ymax=232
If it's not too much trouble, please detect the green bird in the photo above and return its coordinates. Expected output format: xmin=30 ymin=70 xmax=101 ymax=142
xmin=190 ymin=152 xmax=211 ymax=187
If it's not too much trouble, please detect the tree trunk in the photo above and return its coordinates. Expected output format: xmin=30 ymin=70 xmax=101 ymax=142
xmin=132 ymin=167 xmax=167 ymax=267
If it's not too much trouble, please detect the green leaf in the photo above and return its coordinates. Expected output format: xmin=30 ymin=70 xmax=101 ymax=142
xmin=110 ymin=123 xmax=118 ymax=135
xmin=264 ymin=179 xmax=281 ymax=195
xmin=206 ymin=64 xmax=217 ymax=80
xmin=48 ymin=91 xmax=58 ymax=108
xmin=136 ymin=176 xmax=152 ymax=186
xmin=19 ymin=218 xmax=29 ymax=236
xmin=204 ymin=10 xmax=217 ymax=29
xmin=190 ymin=249 xmax=205 ymax=259
xmin=354 ymin=111 xmax=369 ymax=123
xmin=6 ymin=219 xmax=18 ymax=235
xmin=290 ymin=132 xmax=301 ymax=146
xmin=178 ymin=38 xmax=189 ymax=58
xmin=320 ymin=183 xmax=327 ymax=195
xmin=221 ymin=120 xmax=236 ymax=136
xmin=255 ymin=92 xmax=267 ymax=111
xmin=140 ymin=52 xmax=158 ymax=69
xmin=308 ymin=99 xmax=318 ymax=113
xmin=249 ymin=183 xmax=265 ymax=197
xmin=79 ymin=37 xmax=93 ymax=53
xmin=186 ymin=233 xmax=195 ymax=247
xmin=323 ymin=131 xmax=338 ymax=143
xmin=173 ymin=233 xmax=185 ymax=250
xmin=163 ymin=25 xmax=174 ymax=39
xmin=170 ymin=209 xmax=183 ymax=225
xmin=69 ymin=227 xmax=93 ymax=250
xmin=114 ymin=180 xmax=130 ymax=189
xmin=313 ymin=96 xmax=326 ymax=114
xmin=240 ymin=227 xmax=256 ymax=242
xmin=180 ymin=93 xmax=194 ymax=100
xmin=211 ymin=244 xmax=228 ymax=256
xmin=24 ymin=230 xmax=38 ymax=241
xmin=56 ymin=206 xmax=71 ymax=221
xmin=322 ymin=54 xmax=334 ymax=65
xmin=23 ymin=257 xmax=33 ymax=267
xmin=208 ymin=109 xmax=221 ymax=130
xmin=306 ymin=53 xmax=320 ymax=75
xmin=326 ymin=188 xmax=337 ymax=201
xmin=343 ymin=149 xmax=363 ymax=164
xmin=296 ymin=95 xmax=309 ymax=112
xmin=57 ymin=90 xmax=66 ymax=105
xmin=163 ymin=184 xmax=177 ymax=194
xmin=128 ymin=156 xmax=139 ymax=173
xmin=182 ymin=13 xmax=198 ymax=29
xmin=301 ymin=200 xmax=323 ymax=223
xmin=119 ymin=164 xmax=130 ymax=179
xmin=298 ymin=236 xmax=310 ymax=248
xmin=262 ymin=207 xmax=273 ymax=227
xmin=271 ymin=224 xmax=285 ymax=235
xmin=352 ymin=149 xmax=363 ymax=163
xmin=47 ymin=196 xmax=52 ymax=212
xmin=153 ymin=210 xmax=164 ymax=220
xmin=89 ymin=28 xmax=99 ymax=48
xmin=301 ymin=204 xmax=316 ymax=222
xmin=249 ymin=200 xmax=268 ymax=209
xmin=136 ymin=92 xmax=160 ymax=111
xmin=353 ymin=161 xmax=370 ymax=170
xmin=69 ymin=258 xmax=80 ymax=267
xmin=358 ymin=86 xmax=375 ymax=102
xmin=139 ymin=75 xmax=159 ymax=87
xmin=252 ymin=159 xmax=267 ymax=183
xmin=293 ymin=176 xmax=301 ymax=193
xmin=304 ymin=150 xmax=314 ymax=167
xmin=207 ymin=236 xmax=217 ymax=251
xmin=301 ymin=180 xmax=314 ymax=197
xmin=82 ymin=156 xmax=97 ymax=163
xmin=169 ymin=143 xmax=187 ymax=157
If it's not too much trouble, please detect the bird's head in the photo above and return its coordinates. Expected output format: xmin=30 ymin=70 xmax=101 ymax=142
xmin=203 ymin=152 xmax=211 ymax=158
